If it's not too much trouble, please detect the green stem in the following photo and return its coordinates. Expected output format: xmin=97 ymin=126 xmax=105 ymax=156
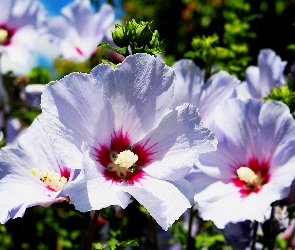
xmin=130 ymin=43 xmax=136 ymax=55
xmin=251 ymin=220 xmax=258 ymax=250
xmin=150 ymin=216 xmax=159 ymax=250
xmin=86 ymin=210 xmax=100 ymax=250
xmin=204 ymin=64 xmax=212 ymax=83
xmin=124 ymin=46 xmax=129 ymax=57
xmin=286 ymin=221 xmax=295 ymax=248
xmin=186 ymin=206 xmax=195 ymax=250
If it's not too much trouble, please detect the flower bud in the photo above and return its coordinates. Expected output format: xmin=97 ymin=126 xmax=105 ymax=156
xmin=135 ymin=21 xmax=153 ymax=46
xmin=112 ymin=24 xmax=129 ymax=47
xmin=124 ymin=19 xmax=137 ymax=41
xmin=149 ymin=30 xmax=161 ymax=48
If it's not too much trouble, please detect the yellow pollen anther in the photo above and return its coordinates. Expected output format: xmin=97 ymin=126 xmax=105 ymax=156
xmin=237 ymin=166 xmax=258 ymax=185
xmin=114 ymin=150 xmax=138 ymax=169
xmin=0 ymin=29 xmax=8 ymax=44
xmin=30 ymin=168 xmax=67 ymax=191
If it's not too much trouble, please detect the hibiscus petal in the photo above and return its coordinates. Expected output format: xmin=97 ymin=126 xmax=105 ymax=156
xmin=258 ymin=49 xmax=286 ymax=95
xmin=125 ymin=176 xmax=193 ymax=230
xmin=190 ymin=99 xmax=295 ymax=229
xmin=0 ymin=147 xmax=62 ymax=223
xmin=194 ymin=180 xmax=274 ymax=228
xmin=172 ymin=59 xmax=204 ymax=108
xmin=62 ymin=0 xmax=95 ymax=34
xmin=48 ymin=16 xmax=74 ymax=42
xmin=91 ymin=4 xmax=115 ymax=37
xmin=40 ymin=72 xmax=107 ymax=169
xmin=256 ymin=100 xmax=295 ymax=168
xmin=197 ymin=99 xmax=262 ymax=179
xmin=62 ymin=142 xmax=130 ymax=212
xmin=0 ymin=0 xmax=14 ymax=24
xmin=141 ymin=103 xmax=217 ymax=181
xmin=1 ymin=0 xmax=46 ymax=64
xmin=91 ymin=53 xmax=175 ymax=142
xmin=18 ymin=118 xmax=62 ymax=173
xmin=198 ymin=71 xmax=240 ymax=123
xmin=48 ymin=2 xmax=115 ymax=61
xmin=235 ymin=49 xmax=286 ymax=100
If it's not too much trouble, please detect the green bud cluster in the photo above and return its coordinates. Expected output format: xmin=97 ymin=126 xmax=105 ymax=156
xmin=112 ymin=20 xmax=155 ymax=47
xmin=112 ymin=24 xmax=128 ymax=47
xmin=265 ymin=85 xmax=295 ymax=110
xmin=104 ymin=19 xmax=162 ymax=57
xmin=185 ymin=34 xmax=234 ymax=64
xmin=185 ymin=34 xmax=237 ymax=80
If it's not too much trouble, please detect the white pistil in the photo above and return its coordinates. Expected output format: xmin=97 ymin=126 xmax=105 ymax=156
xmin=108 ymin=150 xmax=138 ymax=177
xmin=236 ymin=166 xmax=259 ymax=186
xmin=31 ymin=168 xmax=67 ymax=191
xmin=114 ymin=150 xmax=138 ymax=169
xmin=0 ymin=29 xmax=8 ymax=44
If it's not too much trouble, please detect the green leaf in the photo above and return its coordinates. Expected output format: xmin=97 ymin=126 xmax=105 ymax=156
xmin=102 ymin=240 xmax=139 ymax=250
xmin=195 ymin=232 xmax=225 ymax=248
xmin=144 ymin=47 xmax=161 ymax=55
xmin=116 ymin=240 xmax=139 ymax=247
xmin=98 ymin=43 xmax=127 ymax=55
xmin=93 ymin=243 xmax=103 ymax=250
xmin=184 ymin=51 xmax=200 ymax=59
xmin=287 ymin=44 xmax=295 ymax=53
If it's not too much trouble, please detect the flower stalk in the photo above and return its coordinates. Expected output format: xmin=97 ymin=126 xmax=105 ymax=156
xmin=251 ymin=220 xmax=258 ymax=250
xmin=86 ymin=210 xmax=100 ymax=250
xmin=186 ymin=206 xmax=195 ymax=250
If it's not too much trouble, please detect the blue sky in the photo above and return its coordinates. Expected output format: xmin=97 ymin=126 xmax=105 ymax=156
xmin=39 ymin=0 xmax=73 ymax=16
xmin=39 ymin=0 xmax=125 ymax=17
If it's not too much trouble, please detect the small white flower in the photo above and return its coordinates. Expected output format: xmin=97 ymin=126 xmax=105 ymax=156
xmin=187 ymin=99 xmax=295 ymax=229
xmin=48 ymin=0 xmax=115 ymax=61
xmin=0 ymin=119 xmax=73 ymax=223
xmin=172 ymin=59 xmax=240 ymax=125
xmin=235 ymin=49 xmax=287 ymax=100
xmin=0 ymin=0 xmax=46 ymax=64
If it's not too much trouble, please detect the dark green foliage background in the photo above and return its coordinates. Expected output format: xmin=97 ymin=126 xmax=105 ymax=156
xmin=121 ymin=0 xmax=295 ymax=74
xmin=2 ymin=0 xmax=295 ymax=249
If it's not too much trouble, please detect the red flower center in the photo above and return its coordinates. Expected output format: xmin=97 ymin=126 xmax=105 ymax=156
xmin=232 ymin=158 xmax=270 ymax=196
xmin=93 ymin=129 xmax=156 ymax=184
xmin=0 ymin=25 xmax=14 ymax=46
